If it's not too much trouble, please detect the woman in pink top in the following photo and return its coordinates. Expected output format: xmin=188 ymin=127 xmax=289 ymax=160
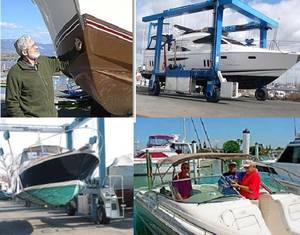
xmin=172 ymin=162 xmax=192 ymax=200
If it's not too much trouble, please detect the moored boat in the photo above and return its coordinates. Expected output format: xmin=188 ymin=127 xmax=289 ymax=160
xmin=135 ymin=153 xmax=300 ymax=235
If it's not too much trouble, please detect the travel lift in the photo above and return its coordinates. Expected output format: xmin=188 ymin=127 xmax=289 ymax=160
xmin=0 ymin=118 xmax=125 ymax=224
xmin=143 ymin=0 xmax=278 ymax=102
xmin=65 ymin=118 xmax=125 ymax=224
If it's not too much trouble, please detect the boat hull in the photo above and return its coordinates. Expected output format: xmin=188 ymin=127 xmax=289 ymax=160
xmin=19 ymin=152 xmax=99 ymax=188
xmin=142 ymin=50 xmax=299 ymax=89
xmin=135 ymin=191 xmax=271 ymax=235
xmin=18 ymin=151 xmax=98 ymax=206
xmin=17 ymin=180 xmax=84 ymax=206
xmin=34 ymin=0 xmax=133 ymax=116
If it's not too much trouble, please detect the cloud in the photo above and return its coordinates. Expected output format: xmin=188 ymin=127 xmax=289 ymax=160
xmin=0 ymin=22 xmax=20 ymax=29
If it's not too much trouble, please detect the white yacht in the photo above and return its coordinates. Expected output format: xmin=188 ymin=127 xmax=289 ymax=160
xmin=269 ymin=135 xmax=300 ymax=194
xmin=142 ymin=30 xmax=300 ymax=99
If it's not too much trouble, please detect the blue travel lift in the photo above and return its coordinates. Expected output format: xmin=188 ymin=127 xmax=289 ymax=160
xmin=65 ymin=118 xmax=125 ymax=224
xmin=143 ymin=0 xmax=278 ymax=102
xmin=0 ymin=118 xmax=124 ymax=224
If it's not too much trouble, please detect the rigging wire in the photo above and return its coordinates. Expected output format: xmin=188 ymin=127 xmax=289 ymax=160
xmin=200 ymin=118 xmax=213 ymax=151
xmin=190 ymin=118 xmax=202 ymax=149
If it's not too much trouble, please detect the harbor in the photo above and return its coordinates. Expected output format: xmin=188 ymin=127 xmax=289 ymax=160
xmin=0 ymin=118 xmax=134 ymax=234
xmin=133 ymin=118 xmax=300 ymax=235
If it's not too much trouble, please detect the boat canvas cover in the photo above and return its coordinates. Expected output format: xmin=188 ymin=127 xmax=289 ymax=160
xmin=157 ymin=153 xmax=252 ymax=167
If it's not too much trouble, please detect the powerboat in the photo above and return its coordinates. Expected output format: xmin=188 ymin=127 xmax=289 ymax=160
xmin=266 ymin=135 xmax=300 ymax=195
xmin=135 ymin=153 xmax=300 ymax=235
xmin=134 ymin=135 xmax=194 ymax=188
xmin=33 ymin=0 xmax=133 ymax=116
xmin=17 ymin=145 xmax=99 ymax=206
xmin=141 ymin=29 xmax=300 ymax=100
xmin=107 ymin=154 xmax=133 ymax=206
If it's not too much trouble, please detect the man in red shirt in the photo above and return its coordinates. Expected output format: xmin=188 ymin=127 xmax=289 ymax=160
xmin=172 ymin=162 xmax=192 ymax=200
xmin=232 ymin=160 xmax=261 ymax=200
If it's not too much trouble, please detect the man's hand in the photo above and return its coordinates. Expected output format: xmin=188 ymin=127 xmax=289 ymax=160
xmin=231 ymin=182 xmax=239 ymax=188
xmin=75 ymin=38 xmax=83 ymax=51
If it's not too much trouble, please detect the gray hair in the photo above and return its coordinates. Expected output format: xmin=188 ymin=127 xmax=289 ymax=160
xmin=14 ymin=35 xmax=33 ymax=56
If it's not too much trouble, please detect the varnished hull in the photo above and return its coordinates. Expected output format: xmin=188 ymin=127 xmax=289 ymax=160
xmin=34 ymin=0 xmax=133 ymax=116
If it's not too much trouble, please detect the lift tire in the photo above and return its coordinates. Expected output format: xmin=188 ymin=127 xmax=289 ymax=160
xmin=255 ymin=88 xmax=268 ymax=101
xmin=97 ymin=204 xmax=110 ymax=224
xmin=206 ymin=87 xmax=220 ymax=103
xmin=148 ymin=80 xmax=160 ymax=96
xmin=66 ymin=201 xmax=76 ymax=216
xmin=202 ymin=85 xmax=207 ymax=96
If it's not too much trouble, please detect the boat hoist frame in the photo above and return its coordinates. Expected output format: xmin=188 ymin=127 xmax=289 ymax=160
xmin=143 ymin=0 xmax=278 ymax=102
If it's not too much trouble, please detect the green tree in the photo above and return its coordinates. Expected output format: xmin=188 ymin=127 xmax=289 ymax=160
xmin=223 ymin=140 xmax=240 ymax=153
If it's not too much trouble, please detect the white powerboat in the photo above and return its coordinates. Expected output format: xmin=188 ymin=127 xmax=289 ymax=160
xmin=141 ymin=29 xmax=300 ymax=100
xmin=135 ymin=153 xmax=300 ymax=235
xmin=33 ymin=0 xmax=133 ymax=115
xmin=134 ymin=134 xmax=194 ymax=188
xmin=267 ymin=135 xmax=300 ymax=195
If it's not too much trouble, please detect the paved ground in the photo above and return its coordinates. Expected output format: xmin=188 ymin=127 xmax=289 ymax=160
xmin=137 ymin=88 xmax=300 ymax=117
xmin=0 ymin=200 xmax=133 ymax=235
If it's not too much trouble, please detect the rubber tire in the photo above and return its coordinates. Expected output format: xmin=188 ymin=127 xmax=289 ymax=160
xmin=66 ymin=201 xmax=76 ymax=216
xmin=206 ymin=86 xmax=220 ymax=103
xmin=148 ymin=80 xmax=160 ymax=96
xmin=97 ymin=204 xmax=110 ymax=224
xmin=202 ymin=85 xmax=207 ymax=96
xmin=255 ymin=87 xmax=268 ymax=101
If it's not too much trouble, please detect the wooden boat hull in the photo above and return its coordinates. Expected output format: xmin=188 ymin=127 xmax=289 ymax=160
xmin=34 ymin=0 xmax=133 ymax=116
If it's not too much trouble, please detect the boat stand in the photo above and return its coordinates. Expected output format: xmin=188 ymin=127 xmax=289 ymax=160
xmin=143 ymin=0 xmax=278 ymax=102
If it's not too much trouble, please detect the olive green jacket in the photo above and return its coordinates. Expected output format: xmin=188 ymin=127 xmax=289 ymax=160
xmin=5 ymin=56 xmax=70 ymax=117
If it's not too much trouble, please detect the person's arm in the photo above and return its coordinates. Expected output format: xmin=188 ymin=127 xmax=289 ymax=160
xmin=5 ymin=72 xmax=25 ymax=117
xmin=48 ymin=38 xmax=83 ymax=76
xmin=231 ymin=182 xmax=252 ymax=193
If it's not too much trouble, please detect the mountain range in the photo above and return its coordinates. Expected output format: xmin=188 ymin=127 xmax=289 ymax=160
xmin=1 ymin=39 xmax=56 ymax=56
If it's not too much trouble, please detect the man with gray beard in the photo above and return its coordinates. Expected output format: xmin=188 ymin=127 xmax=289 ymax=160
xmin=5 ymin=35 xmax=82 ymax=117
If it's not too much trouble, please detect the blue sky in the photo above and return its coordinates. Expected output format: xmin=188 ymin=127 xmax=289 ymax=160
xmin=1 ymin=0 xmax=51 ymax=43
xmin=135 ymin=117 xmax=299 ymax=149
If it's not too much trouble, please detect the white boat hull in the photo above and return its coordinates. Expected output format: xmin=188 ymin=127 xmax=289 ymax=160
xmin=142 ymin=32 xmax=300 ymax=89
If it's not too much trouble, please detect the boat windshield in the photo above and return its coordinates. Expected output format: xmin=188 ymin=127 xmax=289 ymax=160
xmin=147 ymin=135 xmax=174 ymax=147
xmin=159 ymin=175 xmax=241 ymax=204
xmin=159 ymin=172 xmax=287 ymax=204
xmin=171 ymin=143 xmax=192 ymax=154
xmin=20 ymin=145 xmax=64 ymax=164
xmin=147 ymin=35 xmax=168 ymax=50
xmin=277 ymin=145 xmax=300 ymax=164
xmin=260 ymin=172 xmax=287 ymax=193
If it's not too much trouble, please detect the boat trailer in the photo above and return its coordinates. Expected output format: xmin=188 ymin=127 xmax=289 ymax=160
xmin=142 ymin=0 xmax=278 ymax=102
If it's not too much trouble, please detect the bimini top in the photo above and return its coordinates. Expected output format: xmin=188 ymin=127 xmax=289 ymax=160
xmin=157 ymin=152 xmax=252 ymax=167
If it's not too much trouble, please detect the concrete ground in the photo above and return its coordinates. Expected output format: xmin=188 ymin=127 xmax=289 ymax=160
xmin=0 ymin=200 xmax=133 ymax=235
xmin=137 ymin=88 xmax=300 ymax=117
